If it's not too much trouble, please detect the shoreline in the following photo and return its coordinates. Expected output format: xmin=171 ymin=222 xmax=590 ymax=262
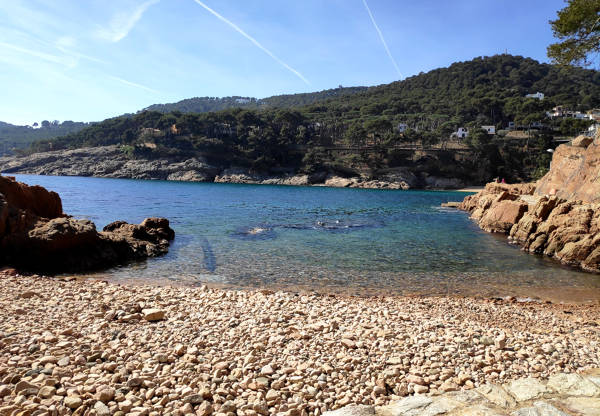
xmin=5 ymin=171 xmax=480 ymax=193
xmin=1 ymin=271 xmax=599 ymax=415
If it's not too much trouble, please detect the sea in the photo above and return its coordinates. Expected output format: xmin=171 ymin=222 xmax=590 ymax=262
xmin=11 ymin=174 xmax=600 ymax=303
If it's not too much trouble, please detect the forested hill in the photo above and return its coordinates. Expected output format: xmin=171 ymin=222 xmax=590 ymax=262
xmin=143 ymin=87 xmax=369 ymax=114
xmin=20 ymin=55 xmax=600 ymax=183
xmin=0 ymin=120 xmax=91 ymax=155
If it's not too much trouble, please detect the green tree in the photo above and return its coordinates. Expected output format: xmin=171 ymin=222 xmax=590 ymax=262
xmin=547 ymin=0 xmax=600 ymax=66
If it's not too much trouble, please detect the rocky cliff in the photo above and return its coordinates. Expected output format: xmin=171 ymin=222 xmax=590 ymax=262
xmin=457 ymin=133 xmax=600 ymax=273
xmin=535 ymin=134 xmax=600 ymax=202
xmin=0 ymin=175 xmax=174 ymax=273
xmin=0 ymin=146 xmax=466 ymax=190
xmin=460 ymin=182 xmax=600 ymax=273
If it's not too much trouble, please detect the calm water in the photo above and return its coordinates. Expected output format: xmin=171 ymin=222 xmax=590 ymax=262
xmin=12 ymin=174 xmax=600 ymax=302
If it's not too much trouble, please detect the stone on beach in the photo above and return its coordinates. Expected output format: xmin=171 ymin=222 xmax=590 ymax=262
xmin=142 ymin=308 xmax=166 ymax=321
xmin=1 ymin=272 xmax=600 ymax=415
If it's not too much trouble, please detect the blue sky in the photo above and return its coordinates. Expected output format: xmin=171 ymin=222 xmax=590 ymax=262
xmin=1 ymin=0 xmax=567 ymax=125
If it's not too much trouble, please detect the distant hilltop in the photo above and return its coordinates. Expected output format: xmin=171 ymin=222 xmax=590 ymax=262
xmin=3 ymin=54 xmax=600 ymax=186
xmin=142 ymin=87 xmax=369 ymax=114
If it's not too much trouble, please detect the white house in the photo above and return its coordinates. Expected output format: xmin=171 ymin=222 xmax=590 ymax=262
xmin=525 ymin=92 xmax=544 ymax=100
xmin=481 ymin=125 xmax=496 ymax=135
xmin=397 ymin=123 xmax=408 ymax=133
xmin=453 ymin=127 xmax=468 ymax=139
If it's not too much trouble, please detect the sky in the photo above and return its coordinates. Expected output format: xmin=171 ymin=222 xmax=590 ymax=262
xmin=0 ymin=0 xmax=569 ymax=125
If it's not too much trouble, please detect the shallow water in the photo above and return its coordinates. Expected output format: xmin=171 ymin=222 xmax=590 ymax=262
xmin=11 ymin=174 xmax=600 ymax=302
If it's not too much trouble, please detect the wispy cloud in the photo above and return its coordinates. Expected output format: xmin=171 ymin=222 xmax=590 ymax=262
xmin=361 ymin=0 xmax=403 ymax=79
xmin=97 ymin=0 xmax=159 ymax=43
xmin=0 ymin=41 xmax=69 ymax=65
xmin=108 ymin=75 xmax=159 ymax=94
xmin=191 ymin=0 xmax=310 ymax=85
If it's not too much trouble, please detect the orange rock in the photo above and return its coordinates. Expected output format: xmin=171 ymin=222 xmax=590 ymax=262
xmin=479 ymin=200 xmax=528 ymax=233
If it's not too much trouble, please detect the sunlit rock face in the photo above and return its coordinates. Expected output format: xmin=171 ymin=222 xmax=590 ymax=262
xmin=536 ymin=132 xmax=600 ymax=203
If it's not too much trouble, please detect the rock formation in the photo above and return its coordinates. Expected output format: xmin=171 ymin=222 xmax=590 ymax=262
xmin=0 ymin=146 xmax=466 ymax=190
xmin=459 ymin=182 xmax=600 ymax=272
xmin=536 ymin=134 xmax=600 ymax=202
xmin=457 ymin=133 xmax=600 ymax=273
xmin=0 ymin=175 xmax=174 ymax=273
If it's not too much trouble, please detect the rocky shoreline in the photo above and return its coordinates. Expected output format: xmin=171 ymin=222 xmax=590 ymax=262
xmin=0 ymin=175 xmax=174 ymax=273
xmin=1 ymin=272 xmax=599 ymax=415
xmin=451 ymin=134 xmax=600 ymax=275
xmin=0 ymin=146 xmax=466 ymax=190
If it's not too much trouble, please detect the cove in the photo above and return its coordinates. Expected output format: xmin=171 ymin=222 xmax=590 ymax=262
xmin=12 ymin=174 xmax=600 ymax=302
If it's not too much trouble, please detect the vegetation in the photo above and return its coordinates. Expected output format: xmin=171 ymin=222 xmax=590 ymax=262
xmin=20 ymin=55 xmax=600 ymax=184
xmin=0 ymin=120 xmax=91 ymax=155
xmin=143 ymin=87 xmax=368 ymax=114
xmin=547 ymin=0 xmax=600 ymax=66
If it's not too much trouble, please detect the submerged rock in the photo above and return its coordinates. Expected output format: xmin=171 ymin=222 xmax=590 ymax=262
xmin=0 ymin=175 xmax=174 ymax=273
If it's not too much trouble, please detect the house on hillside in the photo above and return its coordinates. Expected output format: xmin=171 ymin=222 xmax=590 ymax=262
xmin=525 ymin=92 xmax=544 ymax=100
xmin=139 ymin=127 xmax=162 ymax=138
xmin=452 ymin=127 xmax=468 ymax=139
xmin=546 ymin=106 xmax=565 ymax=118
xmin=397 ymin=123 xmax=408 ymax=133
xmin=587 ymin=109 xmax=600 ymax=121
xmin=547 ymin=106 xmax=591 ymax=120
xmin=481 ymin=125 xmax=496 ymax=135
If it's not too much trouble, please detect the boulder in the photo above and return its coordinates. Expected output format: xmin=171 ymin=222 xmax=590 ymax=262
xmin=457 ymin=167 xmax=600 ymax=272
xmin=571 ymin=134 xmax=593 ymax=148
xmin=478 ymin=200 xmax=528 ymax=233
xmin=0 ymin=175 xmax=175 ymax=273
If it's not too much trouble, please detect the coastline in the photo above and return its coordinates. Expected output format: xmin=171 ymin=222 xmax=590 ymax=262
xmin=0 ymin=146 xmax=473 ymax=192
xmin=1 ymin=271 xmax=599 ymax=415
xmin=4 ymin=170 xmax=478 ymax=193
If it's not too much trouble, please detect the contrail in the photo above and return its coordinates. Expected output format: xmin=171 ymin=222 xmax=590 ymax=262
xmin=108 ymin=75 xmax=159 ymax=94
xmin=191 ymin=0 xmax=310 ymax=85
xmin=361 ymin=0 xmax=403 ymax=79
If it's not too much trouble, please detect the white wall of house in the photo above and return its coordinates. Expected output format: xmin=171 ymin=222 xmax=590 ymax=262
xmin=481 ymin=125 xmax=496 ymax=134
xmin=525 ymin=92 xmax=544 ymax=100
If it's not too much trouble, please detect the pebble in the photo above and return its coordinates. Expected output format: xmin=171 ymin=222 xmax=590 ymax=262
xmin=0 ymin=272 xmax=599 ymax=415
xmin=142 ymin=308 xmax=165 ymax=321
xmin=64 ymin=396 xmax=82 ymax=409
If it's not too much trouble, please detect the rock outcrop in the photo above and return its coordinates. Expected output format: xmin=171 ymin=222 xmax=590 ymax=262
xmin=0 ymin=147 xmax=465 ymax=190
xmin=457 ymin=133 xmax=600 ymax=273
xmin=535 ymin=133 xmax=600 ymax=202
xmin=0 ymin=146 xmax=219 ymax=182
xmin=459 ymin=182 xmax=600 ymax=272
xmin=0 ymin=175 xmax=174 ymax=273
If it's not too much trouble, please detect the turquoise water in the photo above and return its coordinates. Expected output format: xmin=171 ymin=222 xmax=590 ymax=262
xmin=11 ymin=174 xmax=600 ymax=300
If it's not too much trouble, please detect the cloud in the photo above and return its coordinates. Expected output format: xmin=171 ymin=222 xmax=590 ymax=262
xmin=108 ymin=75 xmax=159 ymax=93
xmin=192 ymin=0 xmax=310 ymax=85
xmin=0 ymin=41 xmax=69 ymax=65
xmin=97 ymin=0 xmax=160 ymax=42
xmin=362 ymin=0 xmax=403 ymax=79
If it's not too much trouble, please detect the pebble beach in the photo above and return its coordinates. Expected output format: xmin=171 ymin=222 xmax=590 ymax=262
xmin=1 ymin=271 xmax=600 ymax=415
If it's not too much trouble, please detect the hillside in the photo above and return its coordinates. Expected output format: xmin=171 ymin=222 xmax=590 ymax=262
xmin=0 ymin=88 xmax=367 ymax=154
xmin=143 ymin=87 xmax=369 ymax=114
xmin=0 ymin=120 xmax=91 ymax=155
xmin=17 ymin=55 xmax=600 ymax=184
